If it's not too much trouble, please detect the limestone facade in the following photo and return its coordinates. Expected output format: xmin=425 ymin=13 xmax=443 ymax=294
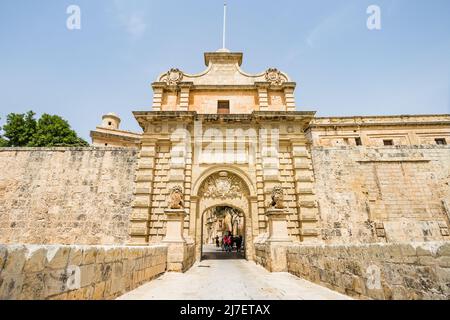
xmin=308 ymin=115 xmax=450 ymax=147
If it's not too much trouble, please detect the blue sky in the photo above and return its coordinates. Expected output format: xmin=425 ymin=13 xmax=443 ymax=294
xmin=0 ymin=0 xmax=449 ymax=140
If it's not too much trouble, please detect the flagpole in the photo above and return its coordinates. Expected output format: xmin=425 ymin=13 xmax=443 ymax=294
xmin=222 ymin=2 xmax=227 ymax=49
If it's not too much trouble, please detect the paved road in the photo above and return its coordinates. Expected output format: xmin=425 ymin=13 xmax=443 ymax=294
xmin=201 ymin=244 xmax=245 ymax=260
xmin=118 ymin=258 xmax=351 ymax=300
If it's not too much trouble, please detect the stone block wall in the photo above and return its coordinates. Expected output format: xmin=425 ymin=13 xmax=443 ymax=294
xmin=311 ymin=146 xmax=450 ymax=244
xmin=254 ymin=241 xmax=269 ymax=270
xmin=0 ymin=148 xmax=138 ymax=245
xmin=287 ymin=242 xmax=450 ymax=300
xmin=0 ymin=244 xmax=167 ymax=300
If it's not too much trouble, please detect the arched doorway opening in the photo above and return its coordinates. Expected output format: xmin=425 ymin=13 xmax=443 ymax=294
xmin=201 ymin=205 xmax=245 ymax=260
xmin=192 ymin=168 xmax=256 ymax=262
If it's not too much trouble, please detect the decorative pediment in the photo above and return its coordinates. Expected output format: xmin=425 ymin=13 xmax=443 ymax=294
xmin=154 ymin=51 xmax=293 ymax=87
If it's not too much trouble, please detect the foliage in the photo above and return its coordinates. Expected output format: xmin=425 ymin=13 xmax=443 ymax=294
xmin=0 ymin=111 xmax=88 ymax=147
xmin=0 ymin=117 xmax=7 ymax=147
xmin=2 ymin=111 xmax=37 ymax=147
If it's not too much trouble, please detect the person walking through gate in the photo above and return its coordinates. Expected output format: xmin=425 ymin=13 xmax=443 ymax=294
xmin=236 ymin=235 xmax=243 ymax=253
xmin=215 ymin=236 xmax=220 ymax=248
xmin=224 ymin=233 xmax=232 ymax=252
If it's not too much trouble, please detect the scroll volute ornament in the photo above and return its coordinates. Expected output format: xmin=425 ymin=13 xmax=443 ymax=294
xmin=169 ymin=185 xmax=184 ymax=209
xmin=265 ymin=68 xmax=285 ymax=85
xmin=270 ymin=185 xmax=285 ymax=209
xmin=163 ymin=68 xmax=184 ymax=85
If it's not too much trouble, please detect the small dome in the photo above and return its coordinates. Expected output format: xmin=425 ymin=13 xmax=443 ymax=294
xmin=103 ymin=112 xmax=120 ymax=119
xmin=101 ymin=112 xmax=121 ymax=130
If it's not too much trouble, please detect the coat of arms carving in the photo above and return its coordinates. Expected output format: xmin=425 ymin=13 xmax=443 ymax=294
xmin=162 ymin=68 xmax=184 ymax=85
xmin=265 ymin=68 xmax=285 ymax=85
xmin=201 ymin=173 xmax=243 ymax=200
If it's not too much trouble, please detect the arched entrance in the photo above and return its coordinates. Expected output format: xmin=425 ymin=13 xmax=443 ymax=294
xmin=192 ymin=168 xmax=256 ymax=261
xmin=201 ymin=205 xmax=246 ymax=260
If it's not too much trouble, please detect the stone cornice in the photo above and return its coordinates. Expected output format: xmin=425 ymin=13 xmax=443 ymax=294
xmin=151 ymin=83 xmax=296 ymax=91
xmin=133 ymin=111 xmax=316 ymax=130
xmin=309 ymin=114 xmax=450 ymax=129
xmin=90 ymin=131 xmax=141 ymax=143
xmin=204 ymin=51 xmax=243 ymax=66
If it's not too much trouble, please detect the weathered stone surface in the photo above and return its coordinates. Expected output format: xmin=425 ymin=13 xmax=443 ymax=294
xmin=0 ymin=244 xmax=167 ymax=300
xmin=312 ymin=146 xmax=450 ymax=244
xmin=23 ymin=248 xmax=47 ymax=273
xmin=0 ymin=148 xmax=138 ymax=245
xmin=287 ymin=242 xmax=450 ymax=300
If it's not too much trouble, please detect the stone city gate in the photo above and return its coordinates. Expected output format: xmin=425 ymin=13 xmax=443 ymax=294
xmin=192 ymin=169 xmax=256 ymax=261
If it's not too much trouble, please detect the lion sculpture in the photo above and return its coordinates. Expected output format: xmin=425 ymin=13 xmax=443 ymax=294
xmin=270 ymin=185 xmax=285 ymax=209
xmin=169 ymin=185 xmax=184 ymax=210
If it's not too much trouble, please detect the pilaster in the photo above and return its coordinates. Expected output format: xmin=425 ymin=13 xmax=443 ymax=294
xmin=291 ymin=140 xmax=320 ymax=242
xmin=179 ymin=82 xmax=193 ymax=111
xmin=151 ymin=84 xmax=164 ymax=111
xmin=130 ymin=138 xmax=157 ymax=245
xmin=283 ymin=84 xmax=296 ymax=112
xmin=256 ymin=82 xmax=270 ymax=111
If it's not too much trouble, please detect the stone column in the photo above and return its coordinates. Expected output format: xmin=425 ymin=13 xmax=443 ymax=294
xmin=266 ymin=208 xmax=291 ymax=243
xmin=162 ymin=208 xmax=194 ymax=272
xmin=264 ymin=208 xmax=292 ymax=272
xmin=162 ymin=187 xmax=195 ymax=273
xmin=163 ymin=209 xmax=187 ymax=243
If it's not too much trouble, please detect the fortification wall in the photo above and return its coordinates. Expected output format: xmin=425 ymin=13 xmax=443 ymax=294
xmin=287 ymin=242 xmax=450 ymax=300
xmin=0 ymin=148 xmax=138 ymax=245
xmin=0 ymin=244 xmax=167 ymax=300
xmin=311 ymin=146 xmax=450 ymax=244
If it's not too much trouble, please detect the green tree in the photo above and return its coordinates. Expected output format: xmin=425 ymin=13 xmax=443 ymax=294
xmin=29 ymin=114 xmax=89 ymax=147
xmin=2 ymin=111 xmax=37 ymax=147
xmin=0 ymin=118 xmax=8 ymax=147
xmin=1 ymin=111 xmax=88 ymax=147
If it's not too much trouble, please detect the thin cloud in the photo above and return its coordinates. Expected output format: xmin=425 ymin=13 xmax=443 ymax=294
xmin=113 ymin=0 xmax=148 ymax=40
xmin=306 ymin=5 xmax=356 ymax=49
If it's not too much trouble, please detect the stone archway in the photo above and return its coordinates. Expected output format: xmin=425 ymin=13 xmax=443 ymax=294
xmin=201 ymin=205 xmax=246 ymax=260
xmin=193 ymin=170 xmax=256 ymax=261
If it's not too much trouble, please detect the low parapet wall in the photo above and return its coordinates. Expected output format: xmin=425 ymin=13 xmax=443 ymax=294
xmin=0 ymin=244 xmax=167 ymax=300
xmin=287 ymin=242 xmax=450 ymax=300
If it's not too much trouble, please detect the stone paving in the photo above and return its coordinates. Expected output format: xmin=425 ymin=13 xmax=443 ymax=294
xmin=118 ymin=254 xmax=351 ymax=300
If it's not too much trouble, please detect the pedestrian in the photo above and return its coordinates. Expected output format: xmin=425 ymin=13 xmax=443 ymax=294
xmin=225 ymin=233 xmax=232 ymax=252
xmin=215 ymin=236 xmax=220 ymax=248
xmin=236 ymin=235 xmax=242 ymax=253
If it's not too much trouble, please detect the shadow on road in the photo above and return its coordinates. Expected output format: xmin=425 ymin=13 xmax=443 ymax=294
xmin=201 ymin=245 xmax=245 ymax=260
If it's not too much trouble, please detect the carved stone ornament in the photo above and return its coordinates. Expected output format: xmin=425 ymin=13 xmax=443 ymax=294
xmin=162 ymin=68 xmax=184 ymax=85
xmin=265 ymin=68 xmax=285 ymax=85
xmin=270 ymin=185 xmax=285 ymax=209
xmin=169 ymin=185 xmax=184 ymax=209
xmin=200 ymin=172 xmax=243 ymax=200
